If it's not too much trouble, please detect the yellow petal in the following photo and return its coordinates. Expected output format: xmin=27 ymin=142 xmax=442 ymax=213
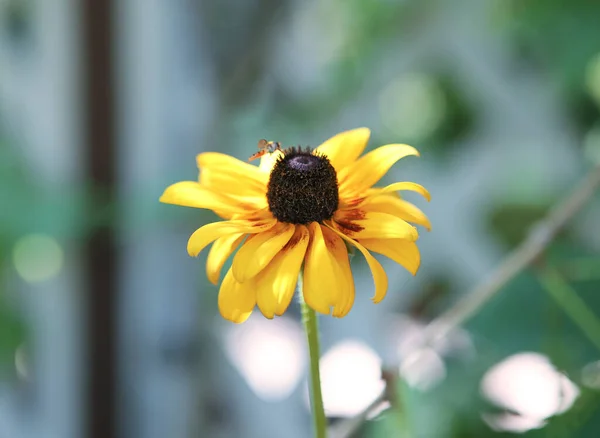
xmin=338 ymin=144 xmax=420 ymax=195
xmin=218 ymin=267 xmax=256 ymax=323
xmin=315 ymin=127 xmax=371 ymax=172
xmin=160 ymin=181 xmax=247 ymax=214
xmin=231 ymin=223 xmax=295 ymax=282
xmin=321 ymin=225 xmax=355 ymax=317
xmin=359 ymin=238 xmax=421 ymax=275
xmin=334 ymin=211 xmax=419 ymax=241
xmin=378 ymin=181 xmax=431 ymax=202
xmin=206 ymin=233 xmax=246 ymax=285
xmin=259 ymin=149 xmax=284 ymax=173
xmin=197 ymin=152 xmax=268 ymax=199
xmin=302 ymin=222 xmax=342 ymax=315
xmin=362 ymin=196 xmax=431 ymax=231
xmin=325 ymin=223 xmax=388 ymax=303
xmin=255 ymin=225 xmax=310 ymax=318
xmin=187 ymin=218 xmax=276 ymax=257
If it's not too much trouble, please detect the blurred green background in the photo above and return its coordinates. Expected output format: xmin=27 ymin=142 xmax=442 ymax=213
xmin=1 ymin=0 xmax=600 ymax=437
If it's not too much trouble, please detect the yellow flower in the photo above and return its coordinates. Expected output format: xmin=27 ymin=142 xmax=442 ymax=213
xmin=160 ymin=128 xmax=430 ymax=323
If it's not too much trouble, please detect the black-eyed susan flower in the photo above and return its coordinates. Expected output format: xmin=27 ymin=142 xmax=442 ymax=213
xmin=160 ymin=128 xmax=430 ymax=323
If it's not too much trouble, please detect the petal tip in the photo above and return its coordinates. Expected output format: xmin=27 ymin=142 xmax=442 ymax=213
xmin=407 ymin=256 xmax=421 ymax=276
xmin=158 ymin=191 xmax=177 ymax=205
xmin=158 ymin=186 xmax=175 ymax=204
xmin=396 ymin=144 xmax=420 ymax=160
xmin=332 ymin=307 xmax=351 ymax=318
xmin=407 ymin=145 xmax=420 ymax=158
xmin=195 ymin=152 xmax=208 ymax=167
xmin=371 ymin=296 xmax=384 ymax=304
xmin=187 ymin=240 xmax=201 ymax=257
xmin=222 ymin=310 xmax=253 ymax=324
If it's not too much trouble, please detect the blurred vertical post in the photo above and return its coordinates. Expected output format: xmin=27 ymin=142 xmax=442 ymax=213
xmin=81 ymin=0 xmax=117 ymax=437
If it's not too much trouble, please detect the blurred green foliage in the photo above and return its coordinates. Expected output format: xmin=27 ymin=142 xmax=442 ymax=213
xmin=505 ymin=0 xmax=600 ymax=136
xmin=1 ymin=0 xmax=599 ymax=435
xmin=311 ymin=1 xmax=600 ymax=436
xmin=487 ymin=202 xmax=553 ymax=249
xmin=0 ymin=135 xmax=27 ymax=379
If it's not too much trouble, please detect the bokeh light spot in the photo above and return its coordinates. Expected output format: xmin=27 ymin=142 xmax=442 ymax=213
xmin=581 ymin=360 xmax=600 ymax=389
xmin=224 ymin=315 xmax=305 ymax=402
xmin=391 ymin=315 xmax=471 ymax=391
xmin=12 ymin=234 xmax=64 ymax=283
xmin=14 ymin=344 xmax=30 ymax=381
xmin=480 ymin=352 xmax=579 ymax=433
xmin=314 ymin=339 xmax=385 ymax=417
xmin=400 ymin=348 xmax=446 ymax=391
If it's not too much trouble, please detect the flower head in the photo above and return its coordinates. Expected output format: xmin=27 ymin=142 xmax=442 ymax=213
xmin=160 ymin=128 xmax=430 ymax=323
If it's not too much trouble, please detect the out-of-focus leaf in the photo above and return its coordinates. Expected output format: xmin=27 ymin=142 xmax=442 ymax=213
xmin=486 ymin=202 xmax=554 ymax=249
xmin=0 ymin=293 xmax=26 ymax=378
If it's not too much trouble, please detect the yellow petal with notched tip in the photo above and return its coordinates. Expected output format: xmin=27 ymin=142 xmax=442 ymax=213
xmin=255 ymin=225 xmax=310 ymax=318
xmin=361 ymin=196 xmax=431 ymax=231
xmin=325 ymin=223 xmax=389 ymax=303
xmin=197 ymin=152 xmax=267 ymax=197
xmin=302 ymin=222 xmax=342 ymax=315
xmin=334 ymin=211 xmax=419 ymax=241
xmin=338 ymin=144 xmax=420 ymax=195
xmin=359 ymin=238 xmax=421 ymax=275
xmin=218 ymin=267 xmax=256 ymax=323
xmin=187 ymin=219 xmax=276 ymax=257
xmin=206 ymin=233 xmax=245 ymax=285
xmin=160 ymin=181 xmax=247 ymax=213
xmin=377 ymin=181 xmax=431 ymax=202
xmin=231 ymin=223 xmax=295 ymax=282
xmin=320 ymin=225 xmax=355 ymax=317
xmin=315 ymin=127 xmax=371 ymax=172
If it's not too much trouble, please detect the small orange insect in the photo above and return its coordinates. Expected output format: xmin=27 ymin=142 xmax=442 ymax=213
xmin=248 ymin=139 xmax=282 ymax=161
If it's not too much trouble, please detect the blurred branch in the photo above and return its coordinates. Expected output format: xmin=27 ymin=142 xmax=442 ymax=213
xmin=423 ymin=164 xmax=600 ymax=345
xmin=331 ymin=164 xmax=600 ymax=437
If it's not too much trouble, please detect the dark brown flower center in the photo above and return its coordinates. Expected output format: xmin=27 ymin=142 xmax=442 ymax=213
xmin=266 ymin=147 xmax=339 ymax=225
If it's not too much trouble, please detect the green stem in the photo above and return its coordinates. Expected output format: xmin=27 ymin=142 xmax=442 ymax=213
xmin=298 ymin=274 xmax=327 ymax=438
xmin=538 ymin=267 xmax=600 ymax=353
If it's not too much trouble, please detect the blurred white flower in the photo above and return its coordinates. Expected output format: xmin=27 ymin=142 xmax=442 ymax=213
xmin=390 ymin=315 xmax=474 ymax=391
xmin=312 ymin=339 xmax=385 ymax=417
xmin=223 ymin=315 xmax=305 ymax=402
xmin=480 ymin=352 xmax=579 ymax=433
